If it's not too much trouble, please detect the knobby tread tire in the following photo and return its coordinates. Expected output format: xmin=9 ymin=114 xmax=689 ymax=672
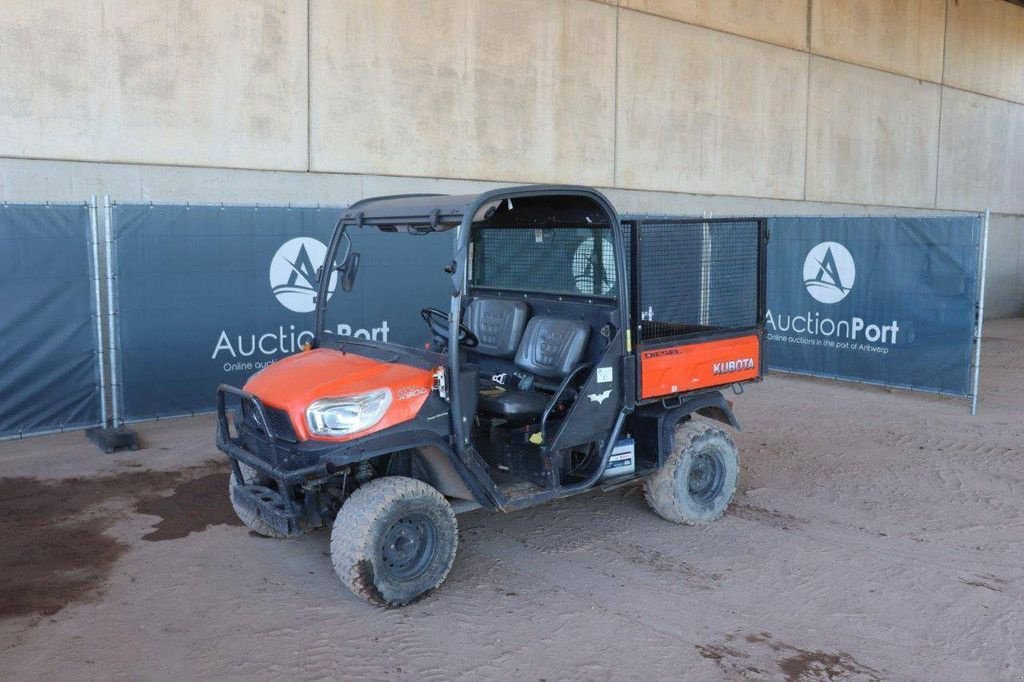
xmin=643 ymin=419 xmax=739 ymax=525
xmin=330 ymin=476 xmax=458 ymax=607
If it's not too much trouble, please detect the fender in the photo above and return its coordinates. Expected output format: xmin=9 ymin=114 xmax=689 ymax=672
xmin=631 ymin=390 xmax=740 ymax=469
xmin=320 ymin=432 xmax=498 ymax=511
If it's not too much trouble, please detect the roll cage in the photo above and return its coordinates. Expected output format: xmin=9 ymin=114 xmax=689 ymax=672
xmin=311 ymin=185 xmax=633 ymax=506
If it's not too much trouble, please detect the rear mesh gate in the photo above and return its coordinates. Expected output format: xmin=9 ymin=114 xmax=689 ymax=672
xmin=626 ymin=218 xmax=767 ymax=399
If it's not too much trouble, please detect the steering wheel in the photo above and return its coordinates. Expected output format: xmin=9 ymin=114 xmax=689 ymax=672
xmin=420 ymin=307 xmax=479 ymax=348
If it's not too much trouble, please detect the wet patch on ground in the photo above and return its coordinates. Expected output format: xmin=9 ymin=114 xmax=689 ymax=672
xmin=0 ymin=462 xmax=231 ymax=619
xmin=136 ymin=471 xmax=241 ymax=542
xmin=0 ymin=513 xmax=127 ymax=620
xmin=696 ymin=632 xmax=882 ymax=681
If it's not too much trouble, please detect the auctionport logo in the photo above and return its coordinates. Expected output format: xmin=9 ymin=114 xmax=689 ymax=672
xmin=269 ymin=237 xmax=336 ymax=313
xmin=803 ymin=241 xmax=855 ymax=304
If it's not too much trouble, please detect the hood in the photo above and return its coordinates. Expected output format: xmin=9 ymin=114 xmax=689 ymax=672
xmin=244 ymin=348 xmax=437 ymax=442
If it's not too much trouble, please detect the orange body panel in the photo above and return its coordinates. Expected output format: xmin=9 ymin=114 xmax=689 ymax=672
xmin=640 ymin=334 xmax=761 ymax=399
xmin=244 ymin=348 xmax=435 ymax=443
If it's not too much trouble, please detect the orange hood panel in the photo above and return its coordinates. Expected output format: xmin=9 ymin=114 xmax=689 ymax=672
xmin=243 ymin=348 xmax=436 ymax=442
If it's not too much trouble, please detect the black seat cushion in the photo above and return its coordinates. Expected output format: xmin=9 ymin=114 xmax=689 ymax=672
xmin=514 ymin=316 xmax=590 ymax=379
xmin=477 ymin=317 xmax=591 ymax=424
xmin=464 ymin=298 xmax=530 ymax=358
xmin=478 ymin=382 xmax=549 ymax=424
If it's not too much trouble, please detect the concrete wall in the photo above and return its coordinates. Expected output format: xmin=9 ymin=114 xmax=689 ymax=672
xmin=811 ymin=0 xmax=947 ymax=81
xmin=0 ymin=0 xmax=308 ymax=170
xmin=938 ymin=87 xmax=1024 ymax=215
xmin=310 ymin=0 xmax=616 ymax=184
xmin=806 ymin=57 xmax=941 ymax=207
xmin=620 ymin=0 xmax=809 ymax=50
xmin=615 ymin=10 xmax=807 ymax=198
xmin=0 ymin=0 xmax=1022 ymax=316
xmin=945 ymin=0 xmax=1024 ymax=104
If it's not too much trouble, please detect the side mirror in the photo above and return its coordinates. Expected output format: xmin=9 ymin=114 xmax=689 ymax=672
xmin=340 ymin=251 xmax=360 ymax=292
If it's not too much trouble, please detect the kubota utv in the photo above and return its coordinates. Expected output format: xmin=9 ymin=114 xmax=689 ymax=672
xmin=217 ymin=185 xmax=767 ymax=606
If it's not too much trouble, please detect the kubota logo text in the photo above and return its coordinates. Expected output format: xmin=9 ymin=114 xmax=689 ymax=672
xmin=712 ymin=358 xmax=755 ymax=375
xmin=803 ymin=241 xmax=855 ymax=304
xmin=270 ymin=237 xmax=336 ymax=313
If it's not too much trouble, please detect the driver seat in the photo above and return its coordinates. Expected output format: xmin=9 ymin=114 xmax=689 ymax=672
xmin=463 ymin=298 xmax=530 ymax=359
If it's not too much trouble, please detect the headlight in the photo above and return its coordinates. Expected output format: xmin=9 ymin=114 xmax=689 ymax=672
xmin=306 ymin=389 xmax=392 ymax=437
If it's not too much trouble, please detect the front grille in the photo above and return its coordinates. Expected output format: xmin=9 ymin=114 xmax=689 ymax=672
xmin=241 ymin=431 xmax=280 ymax=465
xmin=241 ymin=401 xmax=298 ymax=442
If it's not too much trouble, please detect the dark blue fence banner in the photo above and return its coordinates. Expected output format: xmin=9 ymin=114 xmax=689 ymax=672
xmin=113 ymin=204 xmax=452 ymax=420
xmin=0 ymin=203 xmax=101 ymax=437
xmin=766 ymin=216 xmax=981 ymax=396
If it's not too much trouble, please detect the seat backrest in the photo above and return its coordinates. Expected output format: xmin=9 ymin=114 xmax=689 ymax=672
xmin=514 ymin=316 xmax=590 ymax=379
xmin=464 ymin=298 xmax=530 ymax=358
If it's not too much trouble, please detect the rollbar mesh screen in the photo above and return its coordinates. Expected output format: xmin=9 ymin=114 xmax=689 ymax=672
xmin=636 ymin=219 xmax=760 ymax=343
xmin=470 ymin=225 xmax=618 ymax=298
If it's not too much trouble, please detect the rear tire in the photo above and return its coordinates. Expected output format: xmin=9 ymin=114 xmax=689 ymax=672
xmin=330 ymin=476 xmax=458 ymax=607
xmin=643 ymin=419 xmax=739 ymax=524
xmin=228 ymin=462 xmax=287 ymax=539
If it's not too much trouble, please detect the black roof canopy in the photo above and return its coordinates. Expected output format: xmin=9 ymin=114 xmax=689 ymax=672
xmin=337 ymin=185 xmax=617 ymax=232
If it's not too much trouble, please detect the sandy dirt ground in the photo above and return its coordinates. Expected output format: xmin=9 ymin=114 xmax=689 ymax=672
xmin=1 ymin=319 xmax=1023 ymax=681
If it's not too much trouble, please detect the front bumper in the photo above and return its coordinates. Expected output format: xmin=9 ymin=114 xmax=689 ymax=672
xmin=216 ymin=384 xmax=492 ymax=523
xmin=217 ymin=385 xmax=323 ymax=535
xmin=216 ymin=384 xmax=340 ymax=484
xmin=215 ymin=384 xmax=456 ymax=484
xmin=230 ymin=481 xmax=300 ymax=536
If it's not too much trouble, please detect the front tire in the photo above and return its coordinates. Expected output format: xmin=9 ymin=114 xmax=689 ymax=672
xmin=643 ymin=419 xmax=739 ymax=524
xmin=330 ymin=476 xmax=458 ymax=607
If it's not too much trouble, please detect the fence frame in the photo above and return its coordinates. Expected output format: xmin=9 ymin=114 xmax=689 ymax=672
xmin=970 ymin=209 xmax=990 ymax=415
xmin=762 ymin=213 xmax=986 ymax=408
xmin=0 ymin=202 xmax=994 ymax=438
xmin=105 ymin=200 xmax=348 ymax=425
xmin=0 ymin=201 xmax=105 ymax=440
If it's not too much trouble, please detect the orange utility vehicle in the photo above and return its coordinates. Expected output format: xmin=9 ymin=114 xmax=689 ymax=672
xmin=217 ymin=185 xmax=767 ymax=606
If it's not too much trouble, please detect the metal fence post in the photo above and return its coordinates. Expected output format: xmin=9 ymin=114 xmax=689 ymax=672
xmin=970 ymin=209 xmax=990 ymax=416
xmin=102 ymin=195 xmax=122 ymax=426
xmin=88 ymin=196 xmax=109 ymax=427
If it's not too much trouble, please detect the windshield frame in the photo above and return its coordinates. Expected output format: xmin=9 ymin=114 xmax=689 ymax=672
xmin=313 ymin=217 xmax=347 ymax=343
xmin=313 ymin=217 xmax=450 ymax=368
xmin=311 ymin=187 xmax=626 ymax=381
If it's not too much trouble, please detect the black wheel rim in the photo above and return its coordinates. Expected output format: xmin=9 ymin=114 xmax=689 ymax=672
xmin=379 ymin=513 xmax=437 ymax=582
xmin=687 ymin=451 xmax=726 ymax=505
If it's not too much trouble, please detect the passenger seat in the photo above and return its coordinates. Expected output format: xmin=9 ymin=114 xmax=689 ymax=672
xmin=477 ymin=316 xmax=590 ymax=424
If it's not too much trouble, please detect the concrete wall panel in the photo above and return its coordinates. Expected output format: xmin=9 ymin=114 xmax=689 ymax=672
xmin=620 ymin=0 xmax=808 ymax=50
xmin=937 ymin=88 xmax=1024 ymax=214
xmin=982 ymin=214 xmax=1024 ymax=319
xmin=805 ymin=58 xmax=940 ymax=207
xmin=616 ymin=11 xmax=808 ymax=199
xmin=811 ymin=0 xmax=946 ymax=82
xmin=309 ymin=0 xmax=616 ymax=185
xmin=945 ymin=0 xmax=1024 ymax=104
xmin=0 ymin=0 xmax=308 ymax=170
